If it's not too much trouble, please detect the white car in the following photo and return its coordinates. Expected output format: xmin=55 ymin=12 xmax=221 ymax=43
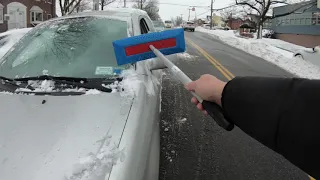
xmin=294 ymin=46 xmax=320 ymax=66
xmin=0 ymin=28 xmax=32 ymax=60
xmin=0 ymin=8 xmax=175 ymax=180
xmin=164 ymin=20 xmax=173 ymax=28
xmin=182 ymin=21 xmax=195 ymax=32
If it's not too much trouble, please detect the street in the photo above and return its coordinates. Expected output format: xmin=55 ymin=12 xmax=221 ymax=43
xmin=159 ymin=31 xmax=308 ymax=180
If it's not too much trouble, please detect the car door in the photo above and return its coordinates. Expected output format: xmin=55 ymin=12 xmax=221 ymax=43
xmin=107 ymin=15 xmax=161 ymax=180
xmin=136 ymin=16 xmax=161 ymax=180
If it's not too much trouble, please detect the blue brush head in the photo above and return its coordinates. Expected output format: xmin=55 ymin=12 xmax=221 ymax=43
xmin=113 ymin=28 xmax=186 ymax=66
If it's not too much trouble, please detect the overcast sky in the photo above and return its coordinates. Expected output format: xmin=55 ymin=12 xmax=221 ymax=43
xmin=57 ymin=0 xmax=235 ymax=20
xmin=108 ymin=0 xmax=234 ymax=21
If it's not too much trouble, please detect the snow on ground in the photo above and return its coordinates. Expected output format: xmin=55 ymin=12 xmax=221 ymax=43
xmin=196 ymin=27 xmax=320 ymax=79
xmin=0 ymin=28 xmax=32 ymax=60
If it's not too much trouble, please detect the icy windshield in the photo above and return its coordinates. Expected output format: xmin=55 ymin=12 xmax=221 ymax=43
xmin=0 ymin=17 xmax=129 ymax=79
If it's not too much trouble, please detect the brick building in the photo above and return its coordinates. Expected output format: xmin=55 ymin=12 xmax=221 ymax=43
xmin=0 ymin=0 xmax=56 ymax=33
xmin=226 ymin=18 xmax=243 ymax=30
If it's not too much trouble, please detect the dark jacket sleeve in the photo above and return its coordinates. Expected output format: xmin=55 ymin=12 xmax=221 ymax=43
xmin=222 ymin=77 xmax=320 ymax=179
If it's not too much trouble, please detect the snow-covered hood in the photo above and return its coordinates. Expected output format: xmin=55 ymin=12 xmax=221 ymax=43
xmin=0 ymin=92 xmax=132 ymax=180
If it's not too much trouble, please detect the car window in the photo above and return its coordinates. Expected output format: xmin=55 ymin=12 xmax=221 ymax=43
xmin=0 ymin=17 xmax=130 ymax=79
xmin=140 ymin=18 xmax=149 ymax=34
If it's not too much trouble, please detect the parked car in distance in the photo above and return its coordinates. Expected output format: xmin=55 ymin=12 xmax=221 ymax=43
xmin=294 ymin=46 xmax=320 ymax=64
xmin=0 ymin=8 xmax=179 ymax=180
xmin=0 ymin=28 xmax=32 ymax=60
xmin=164 ymin=20 xmax=173 ymax=28
xmin=152 ymin=20 xmax=165 ymax=32
xmin=183 ymin=21 xmax=196 ymax=32
xmin=203 ymin=24 xmax=211 ymax=29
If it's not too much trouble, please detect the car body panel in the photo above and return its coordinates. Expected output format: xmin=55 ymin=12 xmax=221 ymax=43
xmin=0 ymin=8 xmax=162 ymax=180
xmin=0 ymin=93 xmax=132 ymax=180
xmin=107 ymin=65 xmax=162 ymax=180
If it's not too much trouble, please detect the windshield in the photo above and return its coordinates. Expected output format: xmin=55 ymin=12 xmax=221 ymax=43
xmin=164 ymin=21 xmax=172 ymax=24
xmin=153 ymin=21 xmax=165 ymax=28
xmin=187 ymin=22 xmax=194 ymax=25
xmin=0 ymin=17 xmax=129 ymax=79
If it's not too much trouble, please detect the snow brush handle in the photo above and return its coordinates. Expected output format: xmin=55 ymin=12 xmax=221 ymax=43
xmin=149 ymin=45 xmax=234 ymax=131
xmin=202 ymin=100 xmax=234 ymax=131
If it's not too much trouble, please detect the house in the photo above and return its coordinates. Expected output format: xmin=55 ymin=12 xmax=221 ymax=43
xmin=248 ymin=14 xmax=272 ymax=29
xmin=272 ymin=0 xmax=320 ymax=47
xmin=0 ymin=0 xmax=56 ymax=33
xmin=212 ymin=13 xmax=224 ymax=27
xmin=226 ymin=17 xmax=243 ymax=30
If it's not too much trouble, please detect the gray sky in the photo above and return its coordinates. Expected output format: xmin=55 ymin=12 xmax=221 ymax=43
xmin=57 ymin=0 xmax=234 ymax=20
xmin=108 ymin=0 xmax=234 ymax=21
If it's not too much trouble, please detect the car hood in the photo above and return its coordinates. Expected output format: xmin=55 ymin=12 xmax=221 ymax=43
xmin=0 ymin=92 xmax=132 ymax=180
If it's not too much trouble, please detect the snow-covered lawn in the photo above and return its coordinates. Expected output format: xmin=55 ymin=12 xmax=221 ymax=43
xmin=196 ymin=27 xmax=320 ymax=79
xmin=0 ymin=28 xmax=32 ymax=60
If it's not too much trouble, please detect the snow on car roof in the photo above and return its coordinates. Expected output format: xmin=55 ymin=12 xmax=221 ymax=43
xmin=58 ymin=8 xmax=147 ymax=20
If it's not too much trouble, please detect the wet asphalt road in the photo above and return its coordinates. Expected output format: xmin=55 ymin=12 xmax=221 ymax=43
xmin=159 ymin=31 xmax=308 ymax=180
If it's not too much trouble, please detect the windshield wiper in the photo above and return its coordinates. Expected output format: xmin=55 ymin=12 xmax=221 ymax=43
xmin=14 ymin=75 xmax=118 ymax=93
xmin=0 ymin=76 xmax=35 ymax=91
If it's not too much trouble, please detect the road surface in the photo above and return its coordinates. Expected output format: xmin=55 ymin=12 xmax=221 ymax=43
xmin=159 ymin=31 xmax=308 ymax=180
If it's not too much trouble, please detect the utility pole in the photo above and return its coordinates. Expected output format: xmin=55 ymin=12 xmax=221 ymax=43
xmin=124 ymin=0 xmax=126 ymax=7
xmin=188 ymin=8 xmax=191 ymax=21
xmin=210 ymin=0 xmax=213 ymax=30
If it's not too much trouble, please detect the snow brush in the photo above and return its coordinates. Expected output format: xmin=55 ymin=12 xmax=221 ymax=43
xmin=112 ymin=28 xmax=234 ymax=131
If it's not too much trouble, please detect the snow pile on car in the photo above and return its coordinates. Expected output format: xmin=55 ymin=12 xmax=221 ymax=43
xmin=196 ymin=27 xmax=320 ymax=79
xmin=65 ymin=143 xmax=125 ymax=180
xmin=0 ymin=28 xmax=32 ymax=60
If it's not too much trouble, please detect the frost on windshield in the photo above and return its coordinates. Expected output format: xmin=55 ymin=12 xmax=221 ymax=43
xmin=0 ymin=17 xmax=129 ymax=79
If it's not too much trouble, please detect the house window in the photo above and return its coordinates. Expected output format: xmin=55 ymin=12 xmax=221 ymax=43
xmin=30 ymin=6 xmax=43 ymax=23
xmin=47 ymin=0 xmax=52 ymax=3
xmin=312 ymin=12 xmax=320 ymax=25
xmin=31 ymin=11 xmax=43 ymax=22
xmin=295 ymin=19 xmax=299 ymax=25
xmin=300 ymin=18 xmax=304 ymax=25
xmin=290 ymin=19 xmax=294 ymax=24
xmin=0 ymin=3 xmax=3 ymax=24
xmin=47 ymin=14 xmax=52 ymax=20
xmin=305 ymin=18 xmax=311 ymax=25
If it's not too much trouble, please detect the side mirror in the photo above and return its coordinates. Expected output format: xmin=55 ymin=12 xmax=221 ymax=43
xmin=148 ymin=54 xmax=178 ymax=70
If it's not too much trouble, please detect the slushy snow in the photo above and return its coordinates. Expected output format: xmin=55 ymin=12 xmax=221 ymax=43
xmin=196 ymin=27 xmax=320 ymax=79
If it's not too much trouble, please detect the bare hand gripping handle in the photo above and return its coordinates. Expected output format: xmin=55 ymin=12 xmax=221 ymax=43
xmin=150 ymin=45 xmax=234 ymax=131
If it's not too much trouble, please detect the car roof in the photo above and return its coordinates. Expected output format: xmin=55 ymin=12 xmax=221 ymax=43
xmin=50 ymin=8 xmax=148 ymax=22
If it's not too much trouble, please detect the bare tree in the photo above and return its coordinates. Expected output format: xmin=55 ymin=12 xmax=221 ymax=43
xmin=100 ymin=0 xmax=116 ymax=10
xmin=235 ymin=0 xmax=316 ymax=38
xmin=59 ymin=0 xmax=84 ymax=16
xmin=132 ymin=0 xmax=160 ymax=20
xmin=76 ymin=0 xmax=92 ymax=13
xmin=220 ymin=7 xmax=240 ymax=22
xmin=174 ymin=16 xmax=183 ymax=26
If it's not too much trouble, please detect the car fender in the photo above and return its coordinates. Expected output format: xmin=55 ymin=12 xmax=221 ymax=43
xmin=107 ymin=75 xmax=161 ymax=180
